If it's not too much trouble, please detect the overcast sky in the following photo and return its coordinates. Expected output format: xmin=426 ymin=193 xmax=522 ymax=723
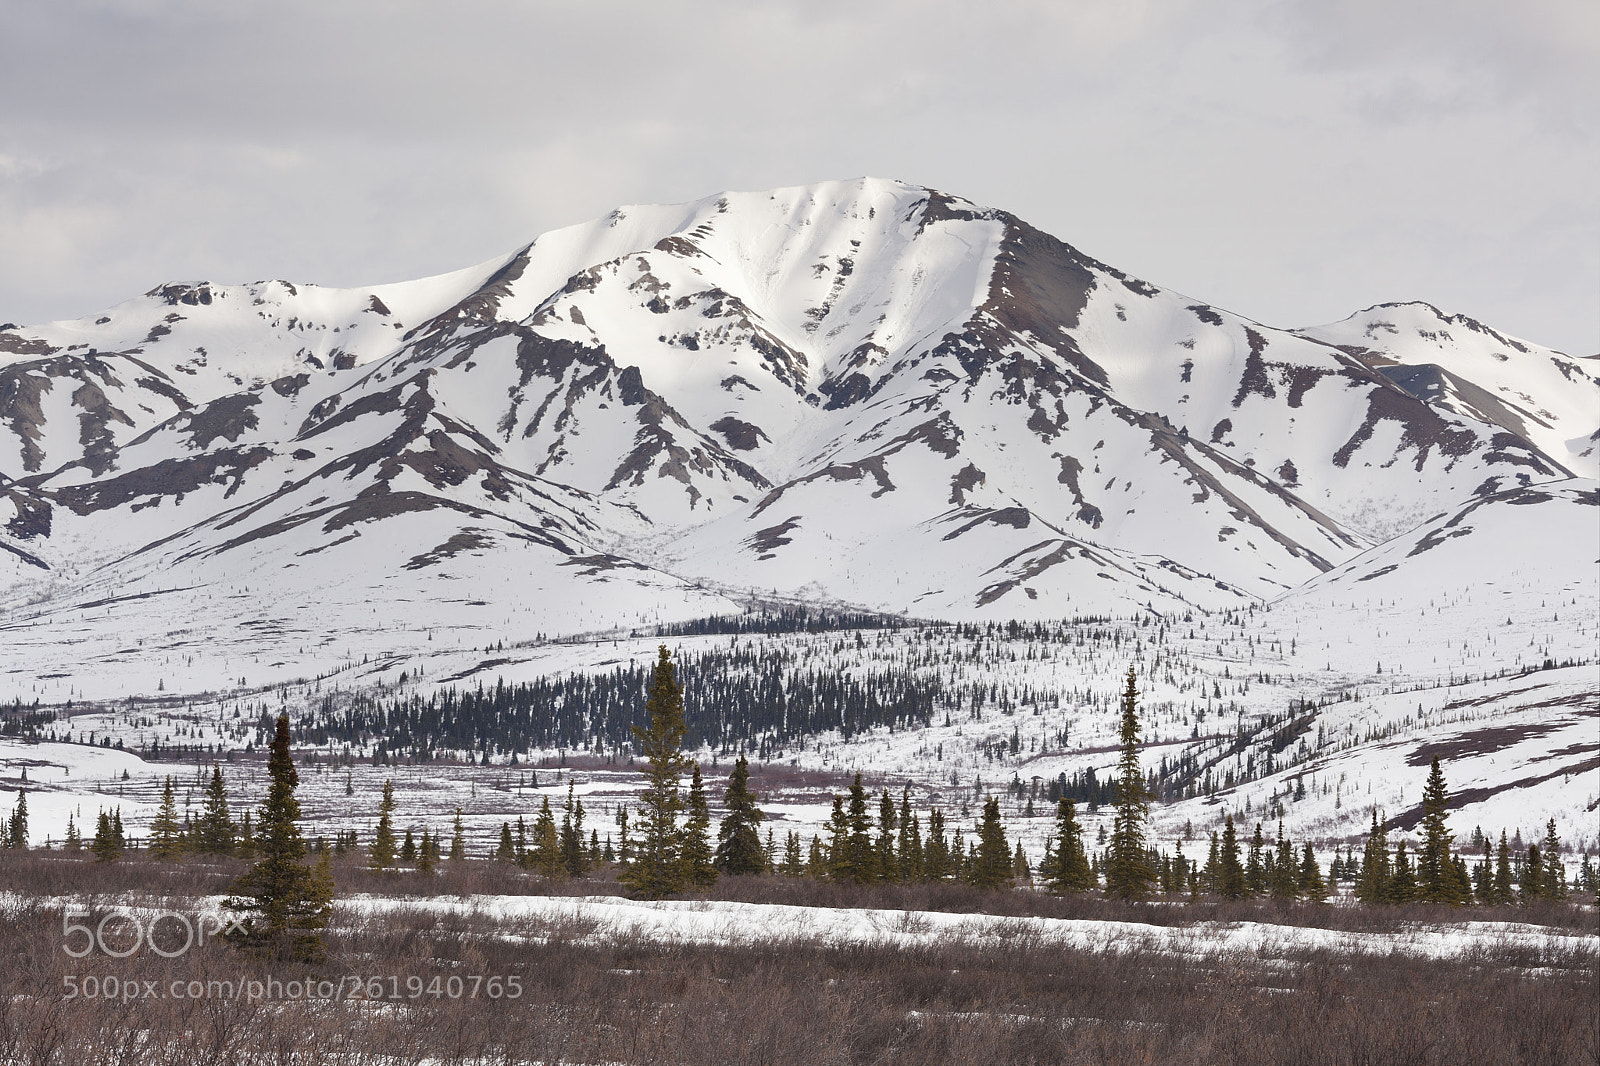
xmin=3 ymin=0 xmax=1595 ymax=353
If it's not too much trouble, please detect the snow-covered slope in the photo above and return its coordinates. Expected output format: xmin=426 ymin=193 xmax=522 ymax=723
xmin=0 ymin=178 xmax=1587 ymax=691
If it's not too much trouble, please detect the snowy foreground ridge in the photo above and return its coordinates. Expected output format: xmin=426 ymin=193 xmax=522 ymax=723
xmin=341 ymin=894 xmax=1593 ymax=963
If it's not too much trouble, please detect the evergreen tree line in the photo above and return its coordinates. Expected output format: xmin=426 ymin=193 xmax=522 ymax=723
xmin=305 ymin=646 xmax=1053 ymax=761
xmin=650 ymin=607 xmax=911 ymax=638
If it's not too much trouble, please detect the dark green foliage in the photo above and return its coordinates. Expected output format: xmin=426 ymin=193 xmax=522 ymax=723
xmin=370 ymin=780 xmax=397 ymax=871
xmin=1418 ymin=756 xmax=1459 ymax=903
xmin=225 ymin=714 xmax=333 ymax=961
xmin=1103 ymin=667 xmax=1155 ymax=900
xmin=149 ymin=777 xmax=183 ymax=860
xmin=1356 ymin=811 xmax=1390 ymax=904
xmin=560 ymin=783 xmax=588 ymax=877
xmin=1541 ymin=820 xmax=1567 ymax=900
xmin=193 ymin=763 xmax=236 ymax=856
xmin=1389 ymin=840 xmax=1417 ymax=903
xmin=1218 ymin=816 xmax=1246 ymax=899
xmin=449 ymin=808 xmax=466 ymax=862
xmin=966 ymin=797 xmax=1013 ymax=890
xmin=529 ymin=797 xmax=559 ymax=875
xmin=90 ymin=810 xmax=120 ymax=863
xmin=714 ymin=755 xmax=767 ymax=876
xmin=619 ymin=646 xmax=690 ymax=899
xmin=1299 ymin=842 xmax=1327 ymax=902
xmin=681 ymin=764 xmax=717 ymax=888
xmin=1043 ymin=798 xmax=1092 ymax=894
xmin=5 ymin=789 xmax=26 ymax=850
xmin=875 ymin=789 xmax=898 ymax=883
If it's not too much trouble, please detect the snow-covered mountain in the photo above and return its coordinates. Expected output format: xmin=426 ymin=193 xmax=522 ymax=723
xmin=2 ymin=178 xmax=1593 ymax=693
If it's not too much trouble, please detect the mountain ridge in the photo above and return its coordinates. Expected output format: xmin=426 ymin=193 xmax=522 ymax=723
xmin=2 ymin=177 xmax=1594 ymax=696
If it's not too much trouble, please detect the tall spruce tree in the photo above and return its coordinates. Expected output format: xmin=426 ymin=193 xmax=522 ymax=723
xmin=91 ymin=810 xmax=120 ymax=862
xmin=1104 ymin=667 xmax=1156 ymax=900
xmin=449 ymin=808 xmax=466 ymax=862
xmin=6 ymin=789 xmax=26 ymax=850
xmin=1540 ymin=820 xmax=1567 ymax=900
xmin=874 ymin=789 xmax=899 ymax=882
xmin=1218 ymin=815 xmax=1246 ymax=899
xmin=840 ymin=773 xmax=875 ymax=884
xmin=1418 ymin=756 xmax=1457 ymax=903
xmin=225 ymin=714 xmax=334 ymax=961
xmin=369 ymin=780 xmax=397 ymax=871
xmin=149 ymin=777 xmax=183 ymax=860
xmin=1492 ymin=830 xmax=1514 ymax=905
xmin=1356 ymin=811 xmax=1391 ymax=904
xmin=560 ymin=783 xmax=588 ymax=877
xmin=193 ymin=763 xmax=236 ymax=856
xmin=619 ymin=645 xmax=691 ymax=898
xmin=1045 ymin=798 xmax=1093 ymax=894
xmin=714 ymin=754 xmax=767 ymax=876
xmin=681 ymin=764 xmax=717 ymax=888
xmin=967 ymin=797 xmax=1013 ymax=890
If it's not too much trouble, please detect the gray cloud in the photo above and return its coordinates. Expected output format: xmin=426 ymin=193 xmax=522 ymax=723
xmin=2 ymin=0 xmax=1594 ymax=353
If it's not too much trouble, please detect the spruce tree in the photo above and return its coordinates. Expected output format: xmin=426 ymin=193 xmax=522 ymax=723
xmin=1389 ymin=840 xmax=1417 ymax=903
xmin=1356 ymin=812 xmax=1391 ymax=904
xmin=91 ymin=810 xmax=120 ymax=862
xmin=560 ymin=783 xmax=588 ymax=877
xmin=417 ymin=828 xmax=436 ymax=875
xmin=1218 ymin=815 xmax=1246 ymax=899
xmin=149 ymin=777 xmax=183 ymax=860
xmin=225 ymin=714 xmax=334 ymax=961
xmin=1418 ymin=756 xmax=1456 ymax=903
xmin=1521 ymin=842 xmax=1544 ymax=901
xmin=966 ymin=797 xmax=1014 ymax=890
xmin=1245 ymin=822 xmax=1266 ymax=897
xmin=495 ymin=822 xmax=516 ymax=862
xmin=874 ymin=789 xmax=898 ymax=882
xmin=6 ymin=789 xmax=26 ymax=850
xmin=64 ymin=813 xmax=82 ymax=851
xmin=400 ymin=828 xmax=417 ymax=863
xmin=530 ymin=796 xmax=560 ymax=875
xmin=779 ymin=831 xmax=804 ymax=876
xmin=1541 ymin=820 xmax=1567 ymax=900
xmin=681 ymin=764 xmax=717 ymax=888
xmin=1493 ymin=830 xmax=1515 ymax=905
xmin=1299 ymin=842 xmax=1327 ymax=902
xmin=924 ymin=808 xmax=951 ymax=882
xmin=896 ymin=788 xmax=924 ymax=883
xmin=449 ymin=807 xmax=466 ymax=862
xmin=824 ymin=795 xmax=851 ymax=879
xmin=1103 ymin=667 xmax=1155 ymax=900
xmin=841 ymin=773 xmax=875 ymax=884
xmin=619 ymin=646 xmax=690 ymax=898
xmin=1045 ymin=798 xmax=1092 ymax=894
xmin=1270 ymin=822 xmax=1298 ymax=899
xmin=369 ymin=780 xmax=397 ymax=871
xmin=194 ymin=764 xmax=236 ymax=856
xmin=714 ymin=755 xmax=767 ymax=876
